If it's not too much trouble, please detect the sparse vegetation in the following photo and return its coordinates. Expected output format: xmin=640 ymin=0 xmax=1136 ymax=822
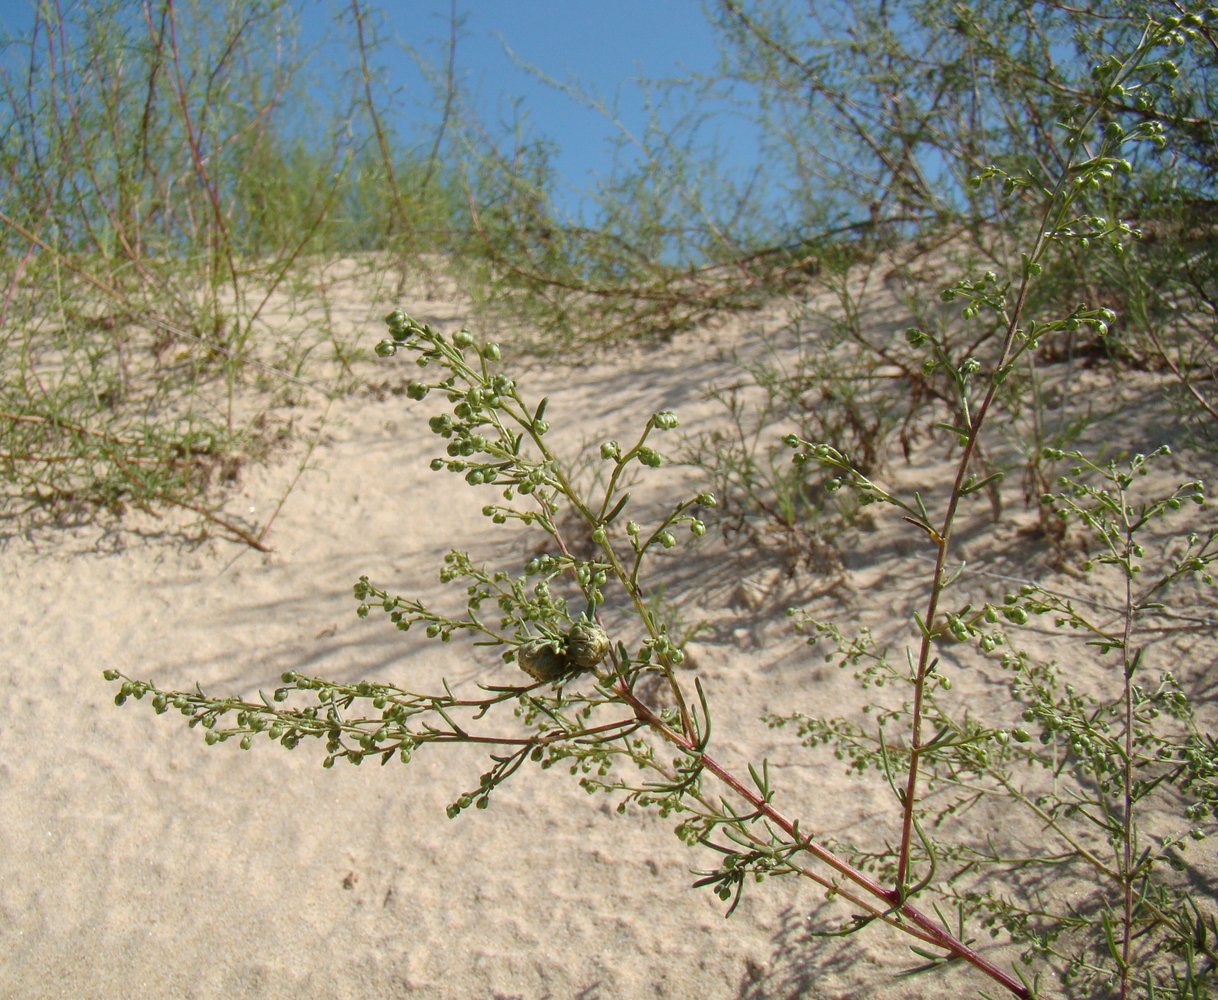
xmin=4 ymin=0 xmax=1214 ymax=996
xmin=0 ymin=0 xmax=463 ymax=543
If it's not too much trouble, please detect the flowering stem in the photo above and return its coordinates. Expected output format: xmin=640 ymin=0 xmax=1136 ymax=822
xmin=614 ymin=680 xmax=1030 ymax=997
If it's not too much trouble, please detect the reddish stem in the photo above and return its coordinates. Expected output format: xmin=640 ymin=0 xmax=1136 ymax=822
xmin=615 ymin=681 xmax=1029 ymax=997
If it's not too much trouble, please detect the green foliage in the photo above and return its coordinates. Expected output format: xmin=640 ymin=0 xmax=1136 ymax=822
xmin=103 ymin=3 xmax=1218 ymax=999
xmin=0 ymin=0 xmax=464 ymax=542
xmin=779 ymin=450 xmax=1218 ymax=995
xmin=452 ymin=0 xmax=1218 ymax=359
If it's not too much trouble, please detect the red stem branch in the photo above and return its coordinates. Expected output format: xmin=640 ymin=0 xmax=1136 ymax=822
xmin=614 ymin=680 xmax=1029 ymax=997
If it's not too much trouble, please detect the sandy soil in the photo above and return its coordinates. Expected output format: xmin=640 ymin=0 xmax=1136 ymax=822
xmin=2 ymin=258 xmax=1214 ymax=999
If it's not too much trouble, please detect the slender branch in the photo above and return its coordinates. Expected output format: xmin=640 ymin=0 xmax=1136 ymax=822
xmin=161 ymin=0 xmax=241 ymax=309
xmin=614 ymin=680 xmax=1029 ymax=997
xmin=418 ymin=0 xmax=458 ymax=200
xmin=1141 ymin=323 xmax=1218 ymax=424
xmin=350 ymin=0 xmax=410 ymax=243
xmin=1119 ymin=501 xmax=1137 ymax=999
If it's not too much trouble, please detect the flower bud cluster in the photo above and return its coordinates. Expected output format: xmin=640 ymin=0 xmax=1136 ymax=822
xmin=379 ymin=312 xmax=571 ymax=503
xmin=634 ymin=631 xmax=685 ymax=668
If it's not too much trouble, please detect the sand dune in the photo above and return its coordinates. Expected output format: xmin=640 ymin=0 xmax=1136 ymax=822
xmin=3 ymin=261 xmax=1212 ymax=999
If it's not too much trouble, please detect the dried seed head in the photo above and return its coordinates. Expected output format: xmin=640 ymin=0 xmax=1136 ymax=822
xmin=517 ymin=637 xmax=568 ymax=683
xmin=565 ymin=621 xmax=610 ymax=671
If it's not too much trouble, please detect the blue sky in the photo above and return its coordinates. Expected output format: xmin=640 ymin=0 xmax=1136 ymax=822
xmin=0 ymin=0 xmax=759 ymax=219
xmin=301 ymin=0 xmax=744 ymax=216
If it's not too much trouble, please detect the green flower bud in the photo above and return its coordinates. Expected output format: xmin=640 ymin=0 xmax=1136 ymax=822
xmin=482 ymin=343 xmax=501 ymax=361
xmin=652 ymin=410 xmax=679 ymax=430
xmin=637 ymin=447 xmax=662 ymax=468
xmin=452 ymin=329 xmax=475 ymax=349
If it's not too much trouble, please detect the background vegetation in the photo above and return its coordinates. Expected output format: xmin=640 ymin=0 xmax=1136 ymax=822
xmin=4 ymin=0 xmax=1218 ymax=995
xmin=3 ymin=0 xmax=1214 ymax=543
xmin=0 ymin=0 xmax=463 ymax=543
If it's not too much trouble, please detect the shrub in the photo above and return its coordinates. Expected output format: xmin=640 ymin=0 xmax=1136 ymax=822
xmin=0 ymin=0 xmax=463 ymax=543
xmin=107 ymin=6 xmax=1218 ymax=997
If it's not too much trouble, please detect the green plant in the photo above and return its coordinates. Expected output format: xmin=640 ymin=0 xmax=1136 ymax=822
xmin=107 ymin=311 xmax=1034 ymax=995
xmin=779 ymin=449 xmax=1217 ymax=995
xmin=679 ymin=248 xmax=939 ymax=571
xmin=0 ymin=0 xmax=465 ymax=545
xmin=103 ymin=5 xmax=1218 ymax=999
xmin=448 ymin=0 xmax=1218 ymax=369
